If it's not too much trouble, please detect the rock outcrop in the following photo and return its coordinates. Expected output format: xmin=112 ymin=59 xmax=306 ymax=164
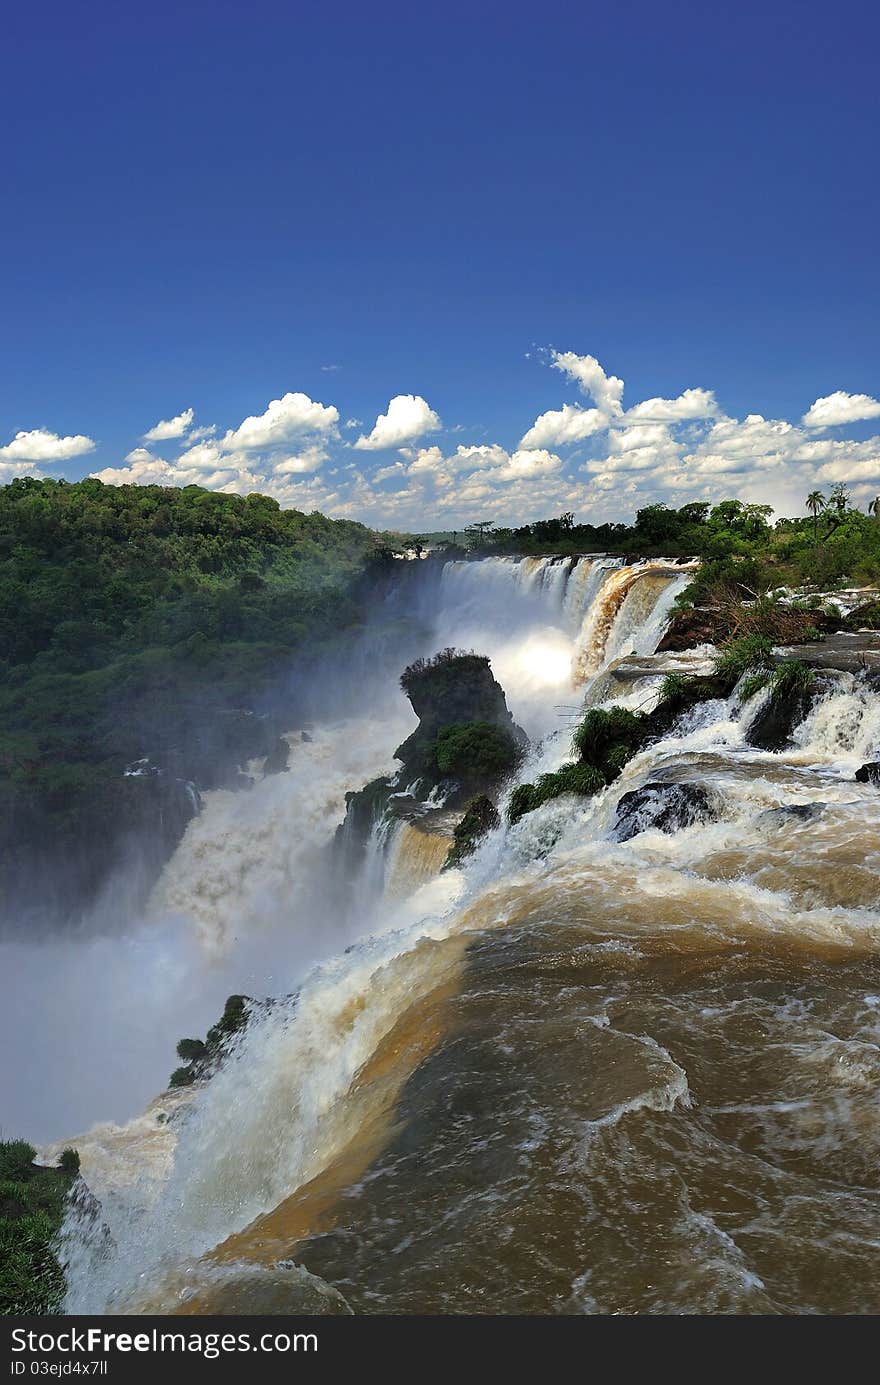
xmin=262 ymin=736 xmax=290 ymax=775
xmin=611 ymin=781 xmax=718 ymax=842
xmin=337 ymin=650 xmax=526 ymax=863
xmin=758 ymin=803 xmax=825 ymax=827
xmin=394 ymin=649 xmax=526 ymax=792
xmin=744 ymin=665 xmax=831 ymax=751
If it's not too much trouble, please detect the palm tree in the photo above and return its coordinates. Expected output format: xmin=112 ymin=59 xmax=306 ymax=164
xmin=806 ymin=490 xmax=825 ymax=543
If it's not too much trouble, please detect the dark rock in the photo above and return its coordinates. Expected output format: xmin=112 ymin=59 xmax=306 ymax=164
xmin=776 ymin=637 xmax=880 ymax=675
xmin=856 ymin=762 xmax=880 ymax=786
xmin=758 ymin=803 xmax=825 ymax=827
xmin=611 ymin=781 xmax=718 ymax=842
xmin=657 ymin=608 xmax=733 ymax=652
xmin=658 ymin=604 xmax=843 ymax=654
xmin=333 ymin=772 xmax=423 ymax=877
xmin=301 ymin=730 xmax=313 ymax=742
xmin=845 ymin=600 xmax=880 ymax=631
xmin=337 ymin=774 xmax=396 ymax=854
xmin=262 ymin=737 xmax=290 ymax=775
xmin=744 ymin=669 xmax=830 ymax=751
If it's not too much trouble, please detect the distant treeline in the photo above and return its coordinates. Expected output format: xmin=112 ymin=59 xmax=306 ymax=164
xmin=456 ymin=492 xmax=880 ymax=592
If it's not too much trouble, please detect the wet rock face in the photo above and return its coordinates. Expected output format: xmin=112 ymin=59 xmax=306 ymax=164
xmin=745 ymin=685 xmax=814 ymax=752
xmin=744 ymin=666 xmax=840 ymax=752
xmin=657 ymin=608 xmax=733 ymax=652
xmin=855 ymin=762 xmax=880 ymax=786
xmin=336 ymin=774 xmax=397 ymax=858
xmin=611 ymin=781 xmax=718 ymax=842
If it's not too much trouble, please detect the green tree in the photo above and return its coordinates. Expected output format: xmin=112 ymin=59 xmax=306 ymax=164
xmin=806 ymin=490 xmax=826 ymax=543
xmin=464 ymin=521 xmax=495 ymax=548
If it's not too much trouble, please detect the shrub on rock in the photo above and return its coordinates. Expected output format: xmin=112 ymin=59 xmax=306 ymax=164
xmin=169 ymin=994 xmax=252 ymax=1090
xmin=432 ymin=721 xmax=520 ymax=788
xmin=445 ymin=795 xmax=501 ymax=867
xmin=573 ymin=707 xmax=645 ymax=781
xmin=58 ymin=1149 xmax=80 ymax=1177
xmin=745 ymin=662 xmax=819 ymax=751
xmin=508 ymin=763 xmax=605 ymax=825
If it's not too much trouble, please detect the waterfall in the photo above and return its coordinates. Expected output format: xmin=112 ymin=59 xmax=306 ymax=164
xmin=53 ymin=547 xmax=708 ymax=1314
xmin=428 ymin=554 xmax=691 ymax=732
xmin=383 ymin=822 xmax=453 ymax=899
xmin=572 ymin=561 xmax=694 ymax=683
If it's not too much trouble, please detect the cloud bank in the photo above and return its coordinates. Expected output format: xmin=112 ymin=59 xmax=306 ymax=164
xmin=4 ymin=350 xmax=879 ymax=528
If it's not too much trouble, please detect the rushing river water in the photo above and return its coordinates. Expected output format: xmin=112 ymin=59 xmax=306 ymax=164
xmin=42 ymin=555 xmax=880 ymax=1315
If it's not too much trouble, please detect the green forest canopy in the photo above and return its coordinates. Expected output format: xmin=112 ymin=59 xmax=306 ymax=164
xmin=0 ymin=478 xmax=386 ymax=879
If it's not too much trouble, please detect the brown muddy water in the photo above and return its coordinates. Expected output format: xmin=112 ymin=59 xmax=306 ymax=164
xmin=52 ymin=558 xmax=880 ymax=1316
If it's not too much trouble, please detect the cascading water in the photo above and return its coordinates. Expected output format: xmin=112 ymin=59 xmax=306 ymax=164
xmin=383 ymin=822 xmax=454 ymax=900
xmin=428 ymin=554 xmax=690 ymax=733
xmin=572 ymin=560 xmax=695 ymax=682
xmin=50 ymin=554 xmax=880 ymax=1316
xmin=0 ymin=713 xmax=416 ymax=1141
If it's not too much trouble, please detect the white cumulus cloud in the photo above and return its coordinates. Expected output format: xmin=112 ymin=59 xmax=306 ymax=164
xmin=802 ymin=391 xmax=880 ymax=429
xmin=550 ymin=351 xmax=625 ymax=416
xmin=0 ymin=428 xmax=95 ymax=463
xmin=354 ymin=395 xmax=441 ymax=451
xmin=273 ymin=445 xmax=330 ymax=475
xmin=93 ymin=450 xmax=175 ymax=485
xmin=52 ymin=351 xmax=880 ymax=531
xmin=624 ymin=388 xmax=719 ymax=423
xmin=143 ymin=408 xmax=194 ymax=442
xmin=222 ymin=392 xmax=339 ymax=451
xmin=519 ymin=403 xmax=607 ymax=450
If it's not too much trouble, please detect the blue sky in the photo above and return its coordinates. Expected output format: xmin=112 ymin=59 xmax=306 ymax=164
xmin=2 ymin=0 xmax=878 ymax=529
